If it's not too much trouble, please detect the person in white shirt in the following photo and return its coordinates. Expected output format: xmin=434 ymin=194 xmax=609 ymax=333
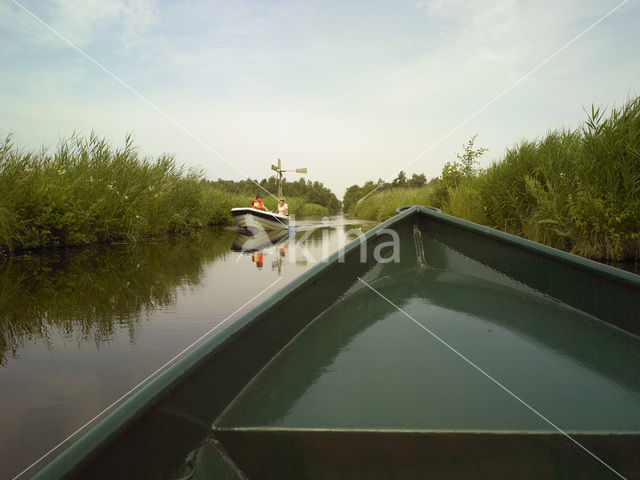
xmin=276 ymin=197 xmax=288 ymax=215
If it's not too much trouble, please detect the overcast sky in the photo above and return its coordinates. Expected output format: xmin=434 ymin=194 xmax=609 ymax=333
xmin=1 ymin=0 xmax=639 ymax=198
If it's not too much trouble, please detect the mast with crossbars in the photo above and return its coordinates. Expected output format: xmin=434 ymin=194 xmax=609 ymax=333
xmin=271 ymin=158 xmax=307 ymax=197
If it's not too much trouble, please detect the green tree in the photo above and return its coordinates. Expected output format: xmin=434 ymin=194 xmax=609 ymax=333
xmin=391 ymin=171 xmax=407 ymax=188
xmin=442 ymin=134 xmax=487 ymax=185
xmin=343 ymin=184 xmax=363 ymax=212
xmin=407 ymin=173 xmax=427 ymax=188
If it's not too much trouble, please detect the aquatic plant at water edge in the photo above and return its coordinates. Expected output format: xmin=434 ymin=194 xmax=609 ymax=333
xmin=347 ymin=95 xmax=640 ymax=261
xmin=0 ymin=133 xmax=242 ymax=252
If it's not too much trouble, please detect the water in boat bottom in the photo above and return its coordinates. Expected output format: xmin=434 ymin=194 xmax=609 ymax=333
xmin=209 ymin=266 xmax=639 ymax=478
xmin=218 ymin=266 xmax=640 ymax=432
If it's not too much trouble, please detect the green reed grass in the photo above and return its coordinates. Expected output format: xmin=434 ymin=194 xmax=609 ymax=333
xmin=466 ymin=97 xmax=640 ymax=261
xmin=349 ymin=96 xmax=640 ymax=261
xmin=0 ymin=133 xmax=245 ymax=252
xmin=298 ymin=203 xmax=330 ymax=216
xmin=349 ymin=185 xmax=438 ymax=221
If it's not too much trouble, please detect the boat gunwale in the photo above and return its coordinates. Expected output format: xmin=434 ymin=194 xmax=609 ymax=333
xmin=417 ymin=205 xmax=640 ymax=287
xmin=213 ymin=426 xmax=640 ymax=435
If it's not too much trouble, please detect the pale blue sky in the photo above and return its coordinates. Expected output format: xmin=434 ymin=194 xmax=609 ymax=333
xmin=1 ymin=0 xmax=639 ymax=198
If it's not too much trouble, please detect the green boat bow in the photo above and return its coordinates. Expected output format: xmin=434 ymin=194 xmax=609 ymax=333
xmin=34 ymin=206 xmax=640 ymax=479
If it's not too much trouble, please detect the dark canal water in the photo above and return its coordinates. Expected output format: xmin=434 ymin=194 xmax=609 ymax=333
xmin=0 ymin=216 xmax=374 ymax=479
xmin=0 ymin=215 xmax=637 ymax=479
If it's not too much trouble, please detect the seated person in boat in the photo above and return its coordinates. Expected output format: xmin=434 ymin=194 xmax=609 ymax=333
xmin=276 ymin=197 xmax=288 ymax=216
xmin=251 ymin=194 xmax=268 ymax=211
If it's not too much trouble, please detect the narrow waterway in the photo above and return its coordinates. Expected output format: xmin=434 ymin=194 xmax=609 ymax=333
xmin=0 ymin=216 xmax=374 ymax=479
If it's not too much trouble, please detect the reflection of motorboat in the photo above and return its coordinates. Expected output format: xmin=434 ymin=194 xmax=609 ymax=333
xmin=231 ymin=228 xmax=289 ymax=253
xmin=231 ymin=208 xmax=288 ymax=231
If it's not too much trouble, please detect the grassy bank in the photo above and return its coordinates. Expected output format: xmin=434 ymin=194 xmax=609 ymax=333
xmin=349 ymin=185 xmax=437 ymax=221
xmin=0 ymin=134 xmax=239 ymax=253
xmin=261 ymin=196 xmax=329 ymax=217
xmin=0 ymin=133 xmax=331 ymax=253
xmin=348 ymin=96 xmax=640 ymax=261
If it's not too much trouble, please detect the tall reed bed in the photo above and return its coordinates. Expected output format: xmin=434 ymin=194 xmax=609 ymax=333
xmin=450 ymin=98 xmax=640 ymax=260
xmin=262 ymin=197 xmax=329 ymax=217
xmin=0 ymin=133 xmax=243 ymax=252
xmin=350 ymin=96 xmax=640 ymax=261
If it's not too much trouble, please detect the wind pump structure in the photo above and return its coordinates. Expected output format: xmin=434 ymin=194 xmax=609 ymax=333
xmin=271 ymin=158 xmax=307 ymax=197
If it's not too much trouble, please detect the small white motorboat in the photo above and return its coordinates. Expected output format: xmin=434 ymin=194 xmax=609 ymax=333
xmin=230 ymin=207 xmax=289 ymax=231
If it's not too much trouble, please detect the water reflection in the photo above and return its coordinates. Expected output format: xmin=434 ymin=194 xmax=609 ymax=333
xmin=230 ymin=228 xmax=289 ymax=253
xmin=0 ymin=216 xmax=376 ymax=479
xmin=230 ymin=218 xmax=372 ymax=272
xmin=231 ymin=228 xmax=290 ymax=271
xmin=0 ymin=228 xmax=235 ymax=365
xmin=229 ymin=221 xmax=359 ymax=272
xmin=1 ymin=218 xmax=374 ymax=365
xmin=273 ymin=242 xmax=289 ymax=274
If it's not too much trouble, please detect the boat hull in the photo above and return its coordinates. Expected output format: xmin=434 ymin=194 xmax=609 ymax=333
xmin=34 ymin=206 xmax=640 ymax=480
xmin=230 ymin=208 xmax=288 ymax=230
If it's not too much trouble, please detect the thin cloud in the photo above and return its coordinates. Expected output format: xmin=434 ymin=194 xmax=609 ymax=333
xmin=1 ymin=0 xmax=638 ymax=198
xmin=3 ymin=0 xmax=159 ymax=50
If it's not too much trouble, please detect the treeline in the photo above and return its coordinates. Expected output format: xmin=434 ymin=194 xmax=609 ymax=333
xmin=343 ymin=172 xmax=428 ymax=213
xmin=208 ymin=176 xmax=341 ymax=213
xmin=346 ymin=95 xmax=640 ymax=262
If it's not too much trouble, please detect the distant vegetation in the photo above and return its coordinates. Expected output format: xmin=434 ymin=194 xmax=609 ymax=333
xmin=0 ymin=133 xmax=339 ymax=254
xmin=348 ymin=184 xmax=436 ymax=222
xmin=209 ymin=176 xmax=341 ymax=214
xmin=343 ymin=172 xmax=428 ymax=213
xmin=346 ymin=95 xmax=640 ymax=262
